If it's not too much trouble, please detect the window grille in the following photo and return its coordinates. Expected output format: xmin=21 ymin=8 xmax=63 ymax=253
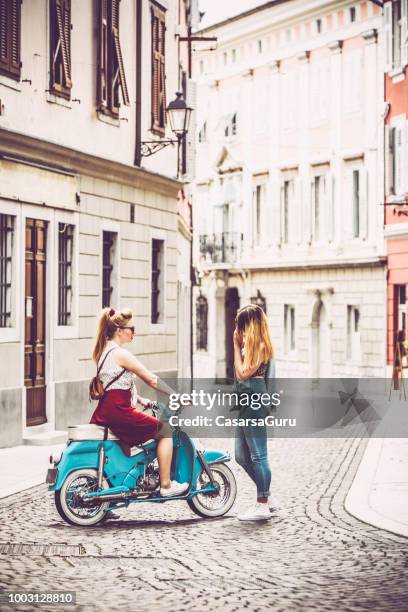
xmin=58 ymin=223 xmax=74 ymax=325
xmin=151 ymin=239 xmax=163 ymax=324
xmin=102 ymin=231 xmax=115 ymax=308
xmin=0 ymin=214 xmax=14 ymax=328
xmin=196 ymin=293 xmax=208 ymax=351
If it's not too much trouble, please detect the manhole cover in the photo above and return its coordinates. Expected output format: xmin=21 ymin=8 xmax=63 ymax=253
xmin=0 ymin=543 xmax=86 ymax=556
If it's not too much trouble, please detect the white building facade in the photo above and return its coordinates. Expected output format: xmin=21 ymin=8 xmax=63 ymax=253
xmin=193 ymin=0 xmax=387 ymax=380
xmin=0 ymin=0 xmax=194 ymax=447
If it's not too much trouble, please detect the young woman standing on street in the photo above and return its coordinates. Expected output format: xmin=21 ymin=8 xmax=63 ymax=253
xmin=90 ymin=307 xmax=188 ymax=498
xmin=233 ymin=304 xmax=275 ymax=521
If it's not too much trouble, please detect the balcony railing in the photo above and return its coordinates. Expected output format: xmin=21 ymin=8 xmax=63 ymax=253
xmin=199 ymin=232 xmax=243 ymax=264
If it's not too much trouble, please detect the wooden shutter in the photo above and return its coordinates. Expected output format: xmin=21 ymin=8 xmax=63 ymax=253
xmin=151 ymin=5 xmax=166 ymax=133
xmin=385 ymin=125 xmax=396 ymax=196
xmin=401 ymin=0 xmax=408 ymax=67
xmin=97 ymin=0 xmax=108 ymax=108
xmin=384 ymin=1 xmax=393 ymax=71
xmin=112 ymin=27 xmax=130 ymax=105
xmin=50 ymin=0 xmax=72 ymax=97
xmin=359 ymin=168 xmax=368 ymax=240
xmin=0 ymin=0 xmax=21 ymax=80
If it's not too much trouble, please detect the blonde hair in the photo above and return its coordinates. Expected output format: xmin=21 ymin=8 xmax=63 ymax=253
xmin=92 ymin=307 xmax=133 ymax=363
xmin=235 ymin=304 xmax=273 ymax=370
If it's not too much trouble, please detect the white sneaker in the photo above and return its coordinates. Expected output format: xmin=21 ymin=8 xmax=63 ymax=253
xmin=160 ymin=480 xmax=189 ymax=497
xmin=237 ymin=502 xmax=271 ymax=521
xmin=269 ymin=495 xmax=283 ymax=513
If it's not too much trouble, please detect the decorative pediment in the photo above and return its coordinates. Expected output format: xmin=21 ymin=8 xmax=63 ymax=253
xmin=214 ymin=145 xmax=242 ymax=174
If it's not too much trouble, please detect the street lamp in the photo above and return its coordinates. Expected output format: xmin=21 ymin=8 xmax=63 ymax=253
xmin=140 ymin=92 xmax=192 ymax=177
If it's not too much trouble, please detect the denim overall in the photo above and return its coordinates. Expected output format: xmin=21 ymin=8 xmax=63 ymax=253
xmin=234 ymin=360 xmax=276 ymax=499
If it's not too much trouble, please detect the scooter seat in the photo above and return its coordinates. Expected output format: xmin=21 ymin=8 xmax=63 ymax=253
xmin=68 ymin=424 xmax=120 ymax=441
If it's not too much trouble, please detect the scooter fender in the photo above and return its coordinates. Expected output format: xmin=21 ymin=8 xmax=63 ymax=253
xmin=191 ymin=448 xmax=231 ymax=488
xmin=202 ymin=449 xmax=231 ymax=465
xmin=50 ymin=441 xmax=100 ymax=491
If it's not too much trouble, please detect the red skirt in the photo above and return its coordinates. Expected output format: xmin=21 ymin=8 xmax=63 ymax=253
xmin=90 ymin=389 xmax=162 ymax=445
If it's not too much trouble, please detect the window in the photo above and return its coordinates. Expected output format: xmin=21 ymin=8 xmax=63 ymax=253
xmin=224 ymin=113 xmax=237 ymax=137
xmin=253 ymin=184 xmax=266 ymax=246
xmin=316 ymin=19 xmax=322 ymax=33
xmin=311 ymin=175 xmax=324 ymax=242
xmin=97 ymin=0 xmax=130 ymax=117
xmin=232 ymin=49 xmax=236 ymax=62
xmin=395 ymin=285 xmax=407 ymax=336
xmin=257 ymin=40 xmax=262 ymax=53
xmin=347 ymin=305 xmax=361 ymax=361
xmin=102 ymin=231 xmax=117 ymax=308
xmin=198 ymin=121 xmax=207 ymax=143
xmin=151 ymin=238 xmax=164 ymax=324
xmin=0 ymin=0 xmax=21 ymax=80
xmin=384 ymin=0 xmax=408 ymax=71
xmin=49 ymin=0 xmax=72 ymax=99
xmin=57 ymin=223 xmax=74 ymax=325
xmin=386 ymin=122 xmax=406 ymax=196
xmin=151 ymin=4 xmax=166 ymax=133
xmin=352 ymin=170 xmax=360 ymax=238
xmin=284 ymin=305 xmax=295 ymax=352
xmin=199 ymin=59 xmax=204 ymax=73
xmin=223 ymin=51 xmax=227 ymax=65
xmin=196 ymin=293 xmax=208 ymax=350
xmin=282 ymin=179 xmax=295 ymax=244
xmin=349 ymin=6 xmax=356 ymax=23
xmin=347 ymin=164 xmax=367 ymax=239
xmin=0 ymin=214 xmax=14 ymax=328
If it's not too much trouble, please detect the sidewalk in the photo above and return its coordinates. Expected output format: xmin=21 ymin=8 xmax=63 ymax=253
xmin=0 ymin=443 xmax=65 ymax=499
xmin=345 ymin=438 xmax=408 ymax=538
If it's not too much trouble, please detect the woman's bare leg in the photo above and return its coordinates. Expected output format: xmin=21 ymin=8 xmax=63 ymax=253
xmin=155 ymin=425 xmax=173 ymax=488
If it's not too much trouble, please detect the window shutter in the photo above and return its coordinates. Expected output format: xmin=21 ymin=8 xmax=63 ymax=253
xmin=401 ymin=0 xmax=408 ymax=67
xmin=295 ymin=177 xmax=302 ymax=245
xmin=359 ymin=168 xmax=368 ymax=240
xmin=0 ymin=0 xmax=21 ymax=80
xmin=151 ymin=6 xmax=166 ymax=133
xmin=345 ymin=169 xmax=354 ymax=240
xmin=10 ymin=0 xmax=21 ymax=77
xmin=151 ymin=13 xmax=160 ymax=129
xmin=328 ymin=173 xmax=335 ymax=243
xmin=279 ymin=184 xmax=284 ymax=246
xmin=384 ymin=1 xmax=393 ymax=71
xmin=310 ymin=179 xmax=315 ymax=243
xmin=56 ymin=0 xmax=72 ymax=87
xmin=186 ymin=79 xmax=197 ymax=179
xmin=112 ymin=27 xmax=130 ymax=105
xmin=97 ymin=0 xmax=108 ymax=108
xmin=385 ymin=125 xmax=396 ymax=196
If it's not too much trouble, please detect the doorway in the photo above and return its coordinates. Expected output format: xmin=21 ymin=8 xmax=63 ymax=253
xmin=25 ymin=218 xmax=47 ymax=426
xmin=225 ymin=287 xmax=240 ymax=380
xmin=311 ymin=299 xmax=330 ymax=378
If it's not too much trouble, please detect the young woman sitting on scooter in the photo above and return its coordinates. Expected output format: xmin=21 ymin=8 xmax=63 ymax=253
xmin=90 ymin=307 xmax=188 ymax=498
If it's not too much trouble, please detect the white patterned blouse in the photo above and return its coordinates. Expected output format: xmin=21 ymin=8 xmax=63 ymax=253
xmin=98 ymin=341 xmax=138 ymax=406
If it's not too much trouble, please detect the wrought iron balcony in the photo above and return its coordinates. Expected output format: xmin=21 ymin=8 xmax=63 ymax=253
xmin=199 ymin=232 xmax=243 ymax=264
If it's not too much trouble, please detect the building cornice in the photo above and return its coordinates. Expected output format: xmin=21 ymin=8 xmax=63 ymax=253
xmin=0 ymin=128 xmax=182 ymax=198
xmin=199 ymin=256 xmax=387 ymax=274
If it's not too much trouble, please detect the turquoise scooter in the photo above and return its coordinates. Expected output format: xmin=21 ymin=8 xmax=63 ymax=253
xmin=46 ymin=403 xmax=236 ymax=527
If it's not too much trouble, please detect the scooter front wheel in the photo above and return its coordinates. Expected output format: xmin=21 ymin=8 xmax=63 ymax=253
xmin=187 ymin=463 xmax=237 ymax=518
xmin=55 ymin=469 xmax=110 ymax=527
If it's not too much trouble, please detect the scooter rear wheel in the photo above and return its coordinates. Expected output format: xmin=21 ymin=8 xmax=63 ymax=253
xmin=55 ymin=469 xmax=109 ymax=527
xmin=187 ymin=463 xmax=237 ymax=518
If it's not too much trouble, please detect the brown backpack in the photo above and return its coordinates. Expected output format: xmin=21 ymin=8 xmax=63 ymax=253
xmin=89 ymin=348 xmax=126 ymax=401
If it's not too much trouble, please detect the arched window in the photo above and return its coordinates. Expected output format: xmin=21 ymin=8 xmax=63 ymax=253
xmin=196 ymin=293 xmax=208 ymax=351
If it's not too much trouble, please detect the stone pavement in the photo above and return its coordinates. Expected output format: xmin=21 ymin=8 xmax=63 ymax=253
xmin=0 ymin=437 xmax=408 ymax=611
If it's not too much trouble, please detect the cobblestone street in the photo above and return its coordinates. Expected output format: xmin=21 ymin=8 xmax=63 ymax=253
xmin=1 ymin=437 xmax=408 ymax=611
